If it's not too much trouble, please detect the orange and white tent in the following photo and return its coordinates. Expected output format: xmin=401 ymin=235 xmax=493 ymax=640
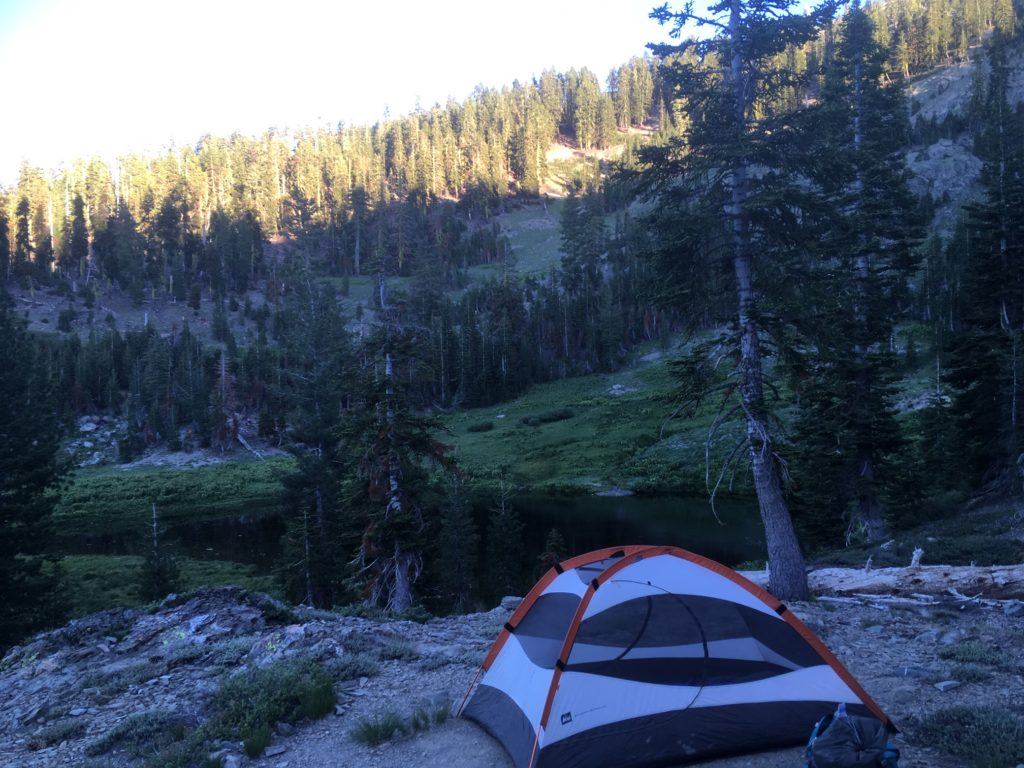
xmin=460 ymin=546 xmax=891 ymax=768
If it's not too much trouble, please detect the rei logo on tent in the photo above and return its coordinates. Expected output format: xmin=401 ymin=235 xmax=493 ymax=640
xmin=458 ymin=545 xmax=894 ymax=768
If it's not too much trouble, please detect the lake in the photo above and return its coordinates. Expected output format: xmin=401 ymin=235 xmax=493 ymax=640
xmin=64 ymin=494 xmax=766 ymax=588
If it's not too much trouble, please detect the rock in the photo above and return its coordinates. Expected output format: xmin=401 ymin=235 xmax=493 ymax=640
xmin=1004 ymin=600 xmax=1024 ymax=617
xmin=595 ymin=486 xmax=633 ymax=497
xmin=500 ymin=596 xmax=523 ymax=612
xmin=939 ymin=628 xmax=967 ymax=646
xmin=223 ymin=755 xmax=242 ymax=768
xmin=893 ymin=665 xmax=933 ymax=679
xmin=265 ymin=744 xmax=288 ymax=757
xmin=933 ymin=680 xmax=961 ymax=692
xmin=20 ymin=703 xmax=48 ymax=724
xmin=69 ymin=707 xmax=87 ymax=716
xmin=80 ymin=421 xmax=98 ymax=432
xmin=866 ymin=625 xmax=885 ymax=635
xmin=276 ymin=721 xmax=295 ymax=736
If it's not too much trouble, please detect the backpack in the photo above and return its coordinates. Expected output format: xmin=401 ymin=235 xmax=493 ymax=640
xmin=805 ymin=703 xmax=900 ymax=768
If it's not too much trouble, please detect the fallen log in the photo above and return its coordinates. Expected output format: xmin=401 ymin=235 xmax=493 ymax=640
xmin=738 ymin=564 xmax=1024 ymax=600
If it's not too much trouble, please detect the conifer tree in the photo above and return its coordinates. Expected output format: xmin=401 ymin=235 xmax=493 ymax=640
xmin=0 ymin=205 xmax=10 ymax=281
xmin=345 ymin=272 xmax=454 ymax=611
xmin=14 ymin=197 xmax=31 ymax=277
xmin=0 ymin=290 xmax=65 ymax=649
xmin=485 ymin=474 xmax=524 ymax=601
xmin=643 ymin=0 xmax=838 ymax=599
xmin=278 ymin=277 xmax=354 ymax=607
xmin=946 ymin=32 xmax=1024 ymax=487
xmin=792 ymin=1 xmax=920 ymax=546
xmin=435 ymin=474 xmax=479 ymax=613
xmin=139 ymin=503 xmax=179 ymax=602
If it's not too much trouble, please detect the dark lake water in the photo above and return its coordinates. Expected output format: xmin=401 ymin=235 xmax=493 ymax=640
xmin=65 ymin=494 xmax=765 ymax=579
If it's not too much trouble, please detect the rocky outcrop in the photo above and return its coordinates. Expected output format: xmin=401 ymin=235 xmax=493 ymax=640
xmin=1 ymin=586 xmax=1022 ymax=768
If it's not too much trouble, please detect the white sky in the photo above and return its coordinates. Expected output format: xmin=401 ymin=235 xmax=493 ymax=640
xmin=0 ymin=0 xmax=667 ymax=184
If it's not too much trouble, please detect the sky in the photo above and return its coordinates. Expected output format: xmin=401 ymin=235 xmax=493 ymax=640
xmin=0 ymin=0 xmax=668 ymax=184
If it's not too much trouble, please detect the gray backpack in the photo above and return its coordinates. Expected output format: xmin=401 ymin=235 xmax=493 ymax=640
xmin=805 ymin=704 xmax=900 ymax=768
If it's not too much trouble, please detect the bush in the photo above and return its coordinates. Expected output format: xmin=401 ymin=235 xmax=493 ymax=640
xmin=85 ymin=710 xmax=191 ymax=757
xmin=212 ymin=659 xmax=335 ymax=746
xmin=951 ymin=664 xmax=991 ymax=683
xmin=377 ymin=639 xmax=420 ymax=661
xmin=915 ymin=706 xmax=1024 ymax=768
xmin=29 ymin=718 xmax=86 ymax=748
xmin=939 ymin=640 xmax=1001 ymax=666
xmin=466 ymin=421 xmax=494 ymax=433
xmin=329 ymin=653 xmax=380 ymax=681
xmin=243 ymin=723 xmax=271 ymax=758
xmin=520 ymin=408 xmax=574 ymax=427
xmin=350 ymin=700 xmax=450 ymax=746
xmin=351 ymin=712 xmax=405 ymax=746
xmin=81 ymin=662 xmax=158 ymax=697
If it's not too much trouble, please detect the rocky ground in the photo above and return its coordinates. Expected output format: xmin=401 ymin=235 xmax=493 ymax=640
xmin=1 ymin=587 xmax=1022 ymax=768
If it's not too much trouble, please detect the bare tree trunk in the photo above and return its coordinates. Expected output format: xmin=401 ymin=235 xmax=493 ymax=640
xmin=727 ymin=0 xmax=808 ymax=600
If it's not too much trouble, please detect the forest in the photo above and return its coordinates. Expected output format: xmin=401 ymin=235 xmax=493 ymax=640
xmin=1 ymin=0 xmax=1022 ymax=650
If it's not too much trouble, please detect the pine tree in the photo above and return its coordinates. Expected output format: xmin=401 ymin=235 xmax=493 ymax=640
xmin=435 ymin=474 xmax=479 ymax=613
xmin=538 ymin=527 xmax=567 ymax=574
xmin=139 ymin=503 xmax=179 ymax=602
xmin=345 ymin=272 xmax=454 ymax=611
xmin=946 ymin=32 xmax=1024 ymax=487
xmin=0 ymin=205 xmax=10 ymax=281
xmin=65 ymin=194 xmax=89 ymax=279
xmin=643 ymin=0 xmax=839 ymax=599
xmin=485 ymin=475 xmax=524 ymax=601
xmin=278 ymin=277 xmax=354 ymax=607
xmin=14 ymin=197 xmax=31 ymax=277
xmin=792 ymin=1 xmax=920 ymax=546
xmin=0 ymin=290 xmax=65 ymax=649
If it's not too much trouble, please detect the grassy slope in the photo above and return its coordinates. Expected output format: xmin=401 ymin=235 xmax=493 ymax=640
xmin=61 ymin=555 xmax=280 ymax=617
xmin=442 ymin=346 xmax=750 ymax=494
xmin=55 ymin=457 xmax=293 ymax=535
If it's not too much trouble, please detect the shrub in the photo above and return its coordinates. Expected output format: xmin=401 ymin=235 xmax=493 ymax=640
xmin=212 ymin=659 xmax=335 ymax=744
xmin=351 ymin=712 xmax=404 ymax=746
xmin=939 ymin=640 xmax=1001 ymax=666
xmin=29 ymin=718 xmax=86 ymax=749
xmin=520 ymin=408 xmax=573 ymax=427
xmin=85 ymin=710 xmax=191 ymax=757
xmin=409 ymin=700 xmax=450 ymax=732
xmin=81 ymin=662 xmax=159 ymax=697
xmin=243 ymin=723 xmax=271 ymax=758
xmin=467 ymin=421 xmax=494 ymax=433
xmin=915 ymin=706 xmax=1024 ymax=768
xmin=329 ymin=653 xmax=380 ymax=681
xmin=298 ymin=676 xmax=336 ymax=719
xmin=951 ymin=664 xmax=991 ymax=683
xmin=377 ymin=639 xmax=420 ymax=661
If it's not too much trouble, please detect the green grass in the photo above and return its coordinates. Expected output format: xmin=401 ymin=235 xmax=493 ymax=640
xmin=442 ymin=350 xmax=748 ymax=493
xmin=351 ymin=701 xmax=450 ymax=746
xmin=62 ymin=554 xmax=280 ymax=616
xmin=351 ymin=712 xmax=406 ymax=746
xmin=915 ymin=706 xmax=1024 ymax=768
xmin=939 ymin=640 xmax=1002 ymax=666
xmin=55 ymin=457 xmax=293 ymax=535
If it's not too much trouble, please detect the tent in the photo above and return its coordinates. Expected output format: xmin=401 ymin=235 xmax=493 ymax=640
xmin=459 ymin=545 xmax=891 ymax=768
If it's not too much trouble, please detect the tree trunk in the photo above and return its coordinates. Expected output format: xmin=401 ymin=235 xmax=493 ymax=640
xmin=727 ymin=0 xmax=808 ymax=601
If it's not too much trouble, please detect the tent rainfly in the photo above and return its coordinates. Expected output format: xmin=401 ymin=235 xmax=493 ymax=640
xmin=459 ymin=546 xmax=892 ymax=768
